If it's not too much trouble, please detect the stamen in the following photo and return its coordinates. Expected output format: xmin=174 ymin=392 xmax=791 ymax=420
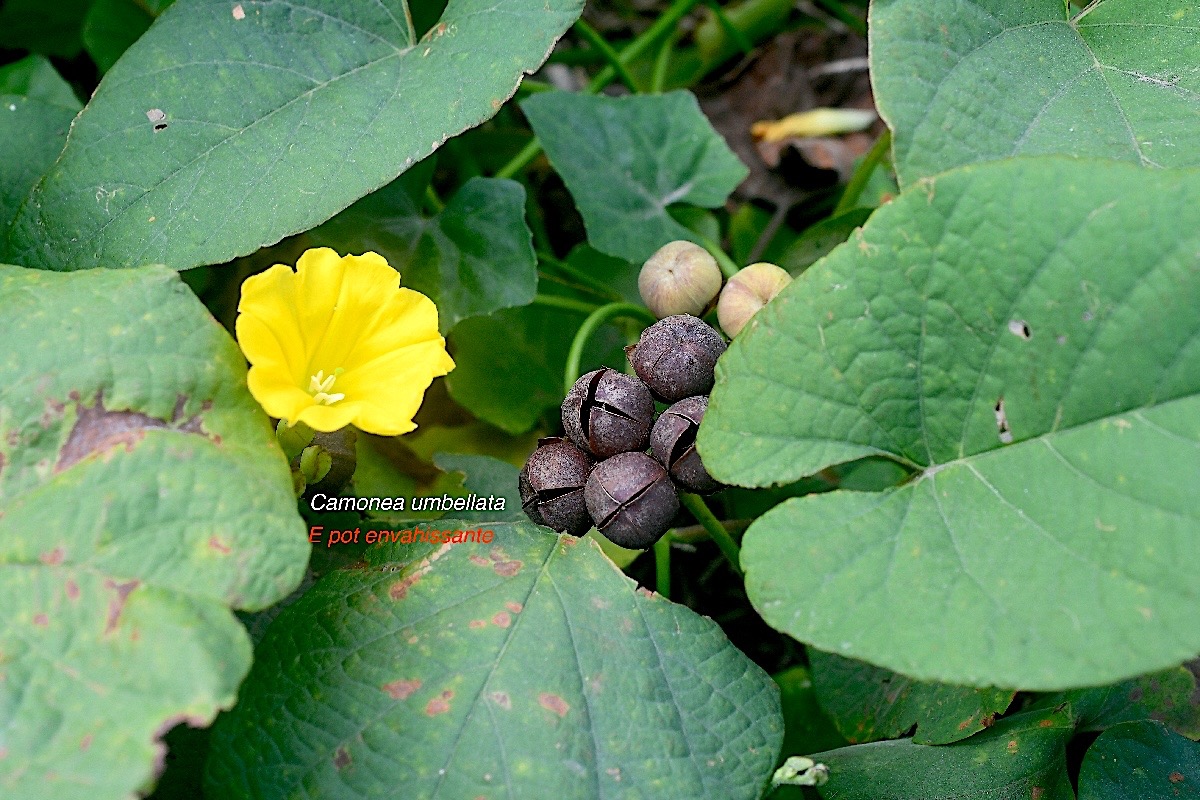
xmin=308 ymin=370 xmax=344 ymax=405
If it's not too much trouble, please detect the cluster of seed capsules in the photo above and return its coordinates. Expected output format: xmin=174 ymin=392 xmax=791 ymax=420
xmin=520 ymin=241 xmax=794 ymax=549
xmin=519 ymin=313 xmax=727 ymax=550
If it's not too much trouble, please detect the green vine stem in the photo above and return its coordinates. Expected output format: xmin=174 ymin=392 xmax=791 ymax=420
xmin=495 ymin=0 xmax=706 ymax=180
xmin=696 ymin=234 xmax=741 ymax=279
xmin=679 ymin=492 xmax=743 ymax=575
xmin=530 ymin=293 xmax=602 ymax=315
xmin=833 ymin=128 xmax=892 ymax=216
xmin=654 ymin=535 xmax=672 ymax=598
xmin=586 ymin=0 xmax=706 ymax=93
xmin=575 ymin=19 xmax=641 ymax=92
xmin=563 ymin=302 xmax=658 ymax=394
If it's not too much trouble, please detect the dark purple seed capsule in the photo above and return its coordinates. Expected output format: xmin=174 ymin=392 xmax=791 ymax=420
xmin=626 ymin=314 xmax=726 ymax=402
xmin=519 ymin=437 xmax=594 ymax=535
xmin=561 ymin=368 xmax=655 ymax=458
xmin=651 ymin=395 xmax=722 ymax=494
xmin=584 ymin=451 xmax=679 ymax=550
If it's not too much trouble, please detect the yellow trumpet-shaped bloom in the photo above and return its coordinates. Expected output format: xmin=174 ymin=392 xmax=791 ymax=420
xmin=235 ymin=248 xmax=455 ymax=436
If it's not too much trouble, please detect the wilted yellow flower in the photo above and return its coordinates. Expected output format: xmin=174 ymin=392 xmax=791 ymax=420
xmin=236 ymin=248 xmax=454 ymax=436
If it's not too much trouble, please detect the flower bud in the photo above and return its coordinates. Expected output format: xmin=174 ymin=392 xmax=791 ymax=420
xmin=638 ymin=241 xmax=723 ymax=319
xmin=717 ymin=262 xmax=793 ymax=338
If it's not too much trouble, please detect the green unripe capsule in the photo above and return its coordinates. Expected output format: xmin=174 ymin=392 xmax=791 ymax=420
xmin=717 ymin=262 xmax=793 ymax=338
xmin=638 ymin=241 xmax=723 ymax=319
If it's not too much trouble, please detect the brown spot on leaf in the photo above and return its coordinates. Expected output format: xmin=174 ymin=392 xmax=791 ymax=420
xmin=426 ymin=690 xmax=454 ymax=716
xmin=980 ymin=713 xmax=996 ymax=728
xmin=32 ymin=613 xmax=48 ymax=627
xmin=1007 ymin=739 xmax=1018 ymax=754
xmin=65 ymin=580 xmax=80 ymax=601
xmin=104 ymin=579 xmax=139 ymax=634
xmin=333 ymin=746 xmax=352 ymax=769
xmin=208 ymin=536 xmax=231 ymax=555
xmin=469 ymin=619 xmax=487 ymax=630
xmin=1038 ymin=719 xmax=1054 ymax=728
xmin=389 ymin=573 xmax=421 ymax=600
xmin=493 ymin=560 xmax=522 ymax=577
xmin=232 ymin=3 xmax=245 ymax=19
xmin=1170 ymin=772 xmax=1185 ymax=784
xmin=1031 ymin=788 xmax=1044 ymax=800
xmin=492 ymin=612 xmax=511 ymax=628
xmin=469 ymin=554 xmax=490 ymax=567
xmin=382 ymin=679 xmax=421 ymax=700
xmin=80 ymin=734 xmax=92 ymax=752
xmin=538 ymin=692 xmax=569 ymax=718
xmin=505 ymin=601 xmax=523 ymax=614
xmin=0 ymin=747 xmax=7 ymax=760
xmin=56 ymin=395 xmax=207 ymax=472
xmin=489 ymin=691 xmax=511 ymax=710
xmin=39 ymin=547 xmax=64 ymax=565
xmin=592 ymin=597 xmax=610 ymax=610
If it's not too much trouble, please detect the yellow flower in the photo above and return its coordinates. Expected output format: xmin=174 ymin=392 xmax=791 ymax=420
xmin=235 ymin=248 xmax=455 ymax=436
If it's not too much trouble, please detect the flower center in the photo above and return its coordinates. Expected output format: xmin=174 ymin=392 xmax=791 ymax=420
xmin=308 ymin=369 xmax=345 ymax=406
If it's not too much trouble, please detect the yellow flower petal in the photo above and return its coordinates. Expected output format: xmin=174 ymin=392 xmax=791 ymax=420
xmin=235 ymin=248 xmax=455 ymax=436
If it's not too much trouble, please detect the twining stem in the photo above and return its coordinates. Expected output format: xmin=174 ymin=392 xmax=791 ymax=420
xmin=538 ymin=251 xmax=624 ymax=301
xmin=832 ymin=128 xmax=892 ymax=217
xmin=495 ymin=0 xmax=706 ymax=179
xmin=586 ymin=0 xmax=707 ymax=93
xmin=654 ymin=536 xmax=672 ymax=598
xmin=679 ymin=492 xmax=743 ymax=575
xmin=495 ymin=139 xmax=543 ymax=181
xmin=563 ymin=302 xmax=658 ymax=394
xmin=575 ymin=19 xmax=641 ymax=93
xmin=530 ymin=293 xmax=602 ymax=315
xmin=697 ymin=234 xmax=741 ymax=279
xmin=650 ymin=29 xmax=678 ymax=94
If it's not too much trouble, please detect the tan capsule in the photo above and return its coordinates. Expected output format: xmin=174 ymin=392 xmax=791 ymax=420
xmin=717 ymin=262 xmax=793 ymax=338
xmin=638 ymin=241 xmax=723 ymax=319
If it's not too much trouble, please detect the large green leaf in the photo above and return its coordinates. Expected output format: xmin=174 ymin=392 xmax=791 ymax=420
xmin=701 ymin=158 xmax=1200 ymax=689
xmin=9 ymin=0 xmax=583 ymax=272
xmin=1078 ymin=721 xmax=1200 ymax=800
xmin=1045 ymin=666 xmax=1200 ymax=739
xmin=811 ymin=708 xmax=1074 ymax=800
xmin=307 ymin=175 xmax=536 ymax=332
xmin=870 ymin=0 xmax=1200 ymax=185
xmin=205 ymin=522 xmax=783 ymax=799
xmin=0 ymin=264 xmax=307 ymax=799
xmin=522 ymin=91 xmax=748 ymax=264
xmin=0 ymin=58 xmax=78 ymax=261
xmin=808 ymin=650 xmax=1013 ymax=745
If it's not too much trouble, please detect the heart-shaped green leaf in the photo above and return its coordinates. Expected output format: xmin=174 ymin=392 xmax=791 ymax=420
xmin=1078 ymin=721 xmax=1200 ymax=800
xmin=809 ymin=650 xmax=1013 ymax=745
xmin=307 ymin=175 xmax=536 ymax=333
xmin=9 ymin=0 xmax=583 ymax=271
xmin=871 ymin=0 xmax=1200 ymax=185
xmin=205 ymin=522 xmax=783 ymax=799
xmin=0 ymin=264 xmax=307 ymax=799
xmin=811 ymin=707 xmax=1074 ymax=800
xmin=522 ymin=91 xmax=748 ymax=264
xmin=0 ymin=58 xmax=77 ymax=260
xmin=701 ymin=158 xmax=1200 ymax=689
